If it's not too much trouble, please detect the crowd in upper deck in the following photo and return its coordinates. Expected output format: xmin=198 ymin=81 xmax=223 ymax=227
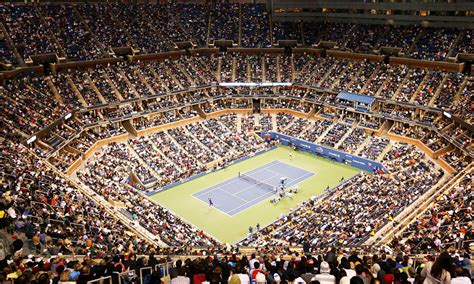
xmin=0 ymin=3 xmax=472 ymax=65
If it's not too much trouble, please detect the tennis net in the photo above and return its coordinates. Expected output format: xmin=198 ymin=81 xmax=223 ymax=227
xmin=239 ymin=173 xmax=277 ymax=193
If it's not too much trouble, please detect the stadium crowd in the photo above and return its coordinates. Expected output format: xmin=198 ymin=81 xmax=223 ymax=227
xmin=0 ymin=3 xmax=472 ymax=67
xmin=0 ymin=4 xmax=472 ymax=284
xmin=0 ymin=245 xmax=472 ymax=284
xmin=239 ymin=143 xmax=444 ymax=247
xmin=0 ymin=139 xmax=156 ymax=256
xmin=392 ymin=172 xmax=472 ymax=254
xmin=1 ymin=53 xmax=470 ymax=181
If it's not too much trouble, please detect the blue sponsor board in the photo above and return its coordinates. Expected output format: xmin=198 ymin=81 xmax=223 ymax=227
xmin=262 ymin=132 xmax=387 ymax=173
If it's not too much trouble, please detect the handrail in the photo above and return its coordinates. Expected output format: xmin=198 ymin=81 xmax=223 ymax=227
xmin=139 ymin=267 xmax=153 ymax=284
xmin=87 ymin=276 xmax=112 ymax=284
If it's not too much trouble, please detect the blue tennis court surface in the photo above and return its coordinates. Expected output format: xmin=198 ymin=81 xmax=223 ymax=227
xmin=193 ymin=160 xmax=314 ymax=216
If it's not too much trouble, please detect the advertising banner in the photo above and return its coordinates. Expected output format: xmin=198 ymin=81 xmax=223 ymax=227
xmin=262 ymin=132 xmax=387 ymax=173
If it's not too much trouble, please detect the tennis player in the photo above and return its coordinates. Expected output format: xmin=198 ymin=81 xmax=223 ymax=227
xmin=208 ymin=197 xmax=213 ymax=207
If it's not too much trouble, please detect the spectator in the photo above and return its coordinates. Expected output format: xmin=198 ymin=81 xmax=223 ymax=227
xmin=301 ymin=261 xmax=316 ymax=283
xmin=171 ymin=267 xmax=190 ymax=284
xmin=313 ymin=261 xmax=336 ymax=284
xmin=170 ymin=259 xmax=183 ymax=280
xmin=461 ymin=254 xmax=470 ymax=276
xmin=250 ymin=262 xmax=265 ymax=280
xmin=451 ymin=267 xmax=471 ymax=284
xmin=249 ymin=254 xmax=258 ymax=270
xmin=229 ymin=263 xmax=250 ymax=284
xmin=355 ymin=265 xmax=369 ymax=284
xmin=421 ymin=252 xmax=453 ymax=284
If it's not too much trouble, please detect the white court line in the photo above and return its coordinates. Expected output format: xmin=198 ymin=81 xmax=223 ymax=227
xmin=219 ymin=161 xmax=282 ymax=195
xmin=273 ymin=160 xmax=314 ymax=174
xmin=195 ymin=160 xmax=315 ymax=217
xmin=190 ymin=170 xmax=315 ymax=218
xmin=193 ymin=161 xmax=284 ymax=215
xmin=209 ymin=161 xmax=285 ymax=215
xmin=262 ymin=167 xmax=286 ymax=179
xmin=195 ymin=183 xmax=249 ymax=204
xmin=153 ymin=196 xmax=225 ymax=242
xmin=227 ymin=168 xmax=287 ymax=215
xmin=227 ymin=170 xmax=315 ymax=216
xmin=227 ymin=189 xmax=252 ymax=203
xmin=150 ymin=160 xmax=315 ymax=240
xmin=246 ymin=160 xmax=280 ymax=171
xmin=265 ymin=160 xmax=316 ymax=184
xmin=232 ymin=161 xmax=314 ymax=203
xmin=194 ymin=160 xmax=281 ymax=198
xmin=202 ymin=174 xmax=272 ymax=198
xmin=251 ymin=165 xmax=313 ymax=188
xmin=193 ymin=177 xmax=243 ymax=197
xmin=220 ymin=162 xmax=288 ymax=214
xmin=288 ymin=172 xmax=315 ymax=186
xmin=226 ymin=190 xmax=275 ymax=215
xmin=229 ymin=165 xmax=316 ymax=214
xmin=193 ymin=176 xmax=251 ymax=197
xmin=232 ymin=169 xmax=281 ymax=195
xmin=193 ymin=185 xmax=229 ymax=198
xmin=191 ymin=194 xmax=234 ymax=218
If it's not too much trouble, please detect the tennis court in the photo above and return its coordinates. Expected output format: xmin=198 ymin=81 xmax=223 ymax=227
xmin=193 ymin=160 xmax=314 ymax=216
